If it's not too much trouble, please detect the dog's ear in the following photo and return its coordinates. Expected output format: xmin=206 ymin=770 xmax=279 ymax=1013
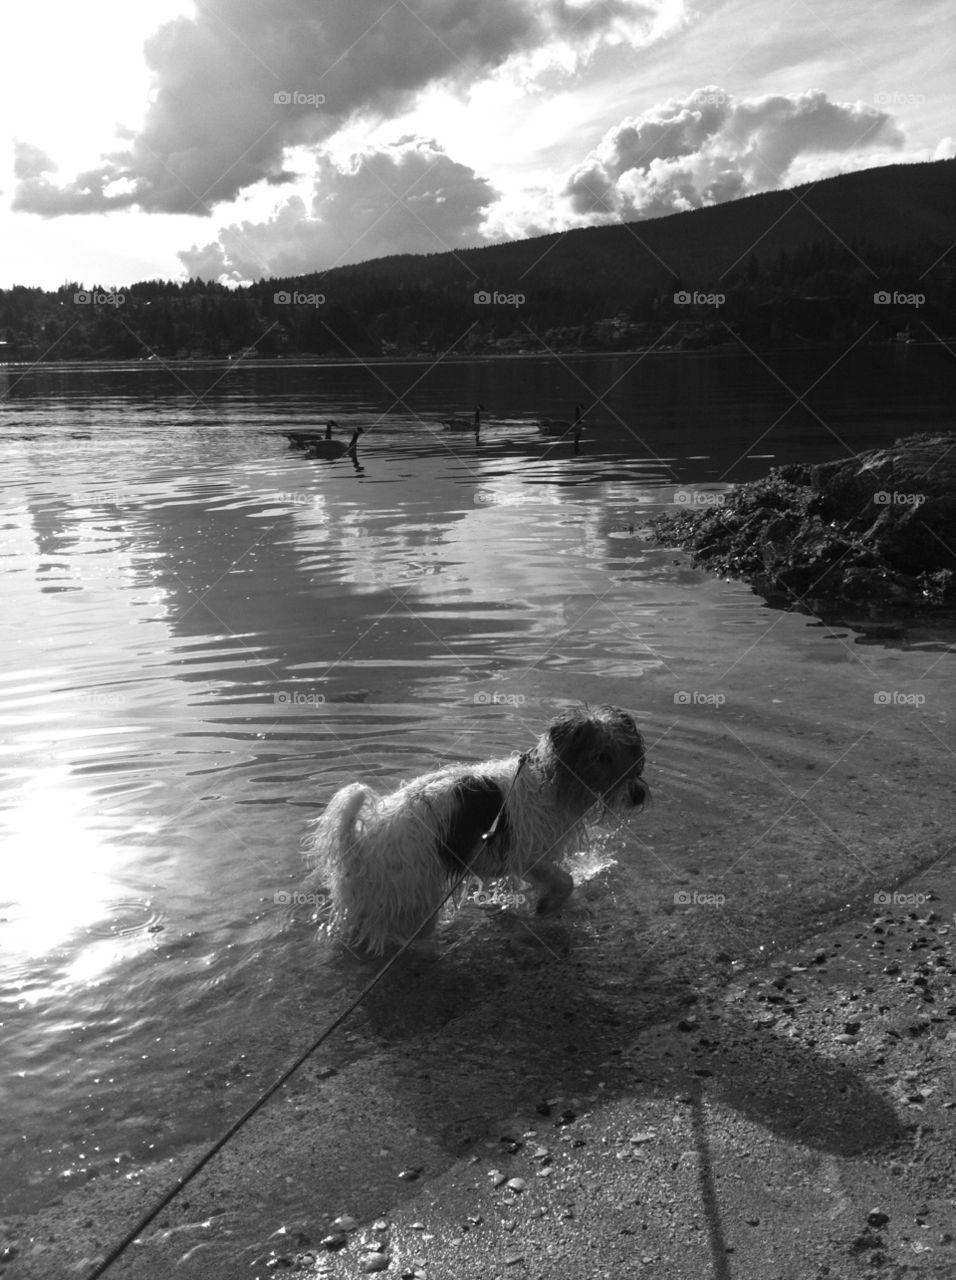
xmin=547 ymin=709 xmax=600 ymax=770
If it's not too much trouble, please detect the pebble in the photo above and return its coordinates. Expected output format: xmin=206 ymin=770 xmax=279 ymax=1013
xmin=868 ymin=1209 xmax=890 ymax=1228
xmin=398 ymin=1167 xmax=422 ymax=1181
xmin=361 ymin=1253 xmax=390 ymax=1273
xmin=504 ymin=1253 xmax=525 ymax=1266
xmin=490 ymin=1170 xmax=508 ymax=1187
xmin=630 ymin=1131 xmax=657 ymax=1144
xmin=320 ymin=1232 xmax=348 ymax=1251
xmin=332 ymin=1216 xmax=358 ymax=1232
xmin=507 ymin=1177 xmax=527 ymax=1192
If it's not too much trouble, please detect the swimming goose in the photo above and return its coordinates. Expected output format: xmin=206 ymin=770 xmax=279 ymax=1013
xmin=306 ymin=426 xmax=364 ymax=459
xmin=536 ymin=404 xmax=585 ymax=435
xmin=441 ymin=404 xmax=486 ymax=434
xmin=286 ymin=420 xmax=337 ymax=449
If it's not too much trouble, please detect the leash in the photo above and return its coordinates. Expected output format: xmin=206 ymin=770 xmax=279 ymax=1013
xmin=82 ymin=751 xmax=529 ymax=1280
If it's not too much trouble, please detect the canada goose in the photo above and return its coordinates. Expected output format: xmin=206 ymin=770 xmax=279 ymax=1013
xmin=306 ymin=426 xmax=364 ymax=459
xmin=286 ymin=420 xmax=336 ymax=449
xmin=441 ymin=404 xmax=486 ymax=434
xmin=537 ymin=404 xmax=585 ymax=435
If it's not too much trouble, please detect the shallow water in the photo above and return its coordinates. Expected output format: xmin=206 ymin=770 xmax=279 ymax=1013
xmin=1 ymin=347 xmax=954 ymax=1222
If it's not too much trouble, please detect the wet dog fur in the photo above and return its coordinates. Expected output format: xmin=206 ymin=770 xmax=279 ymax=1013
xmin=305 ymin=705 xmax=648 ymax=954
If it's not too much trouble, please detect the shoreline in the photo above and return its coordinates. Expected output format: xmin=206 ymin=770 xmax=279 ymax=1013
xmin=4 ymin=853 xmax=955 ymax=1279
xmin=0 ymin=339 xmax=939 ymax=375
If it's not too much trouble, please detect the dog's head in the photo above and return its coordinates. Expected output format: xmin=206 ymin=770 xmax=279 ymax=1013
xmin=540 ymin=705 xmax=648 ymax=814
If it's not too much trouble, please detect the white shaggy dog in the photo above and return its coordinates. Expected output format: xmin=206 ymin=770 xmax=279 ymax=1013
xmin=305 ymin=706 xmax=648 ymax=954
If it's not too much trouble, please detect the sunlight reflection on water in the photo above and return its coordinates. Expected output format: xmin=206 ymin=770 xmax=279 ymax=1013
xmin=1 ymin=350 xmax=954 ymax=1216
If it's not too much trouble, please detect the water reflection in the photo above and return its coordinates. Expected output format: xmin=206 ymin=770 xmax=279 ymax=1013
xmin=1 ymin=351 xmax=954 ymax=1222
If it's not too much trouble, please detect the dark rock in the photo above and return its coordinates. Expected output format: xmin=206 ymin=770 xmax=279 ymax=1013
xmin=651 ymin=433 xmax=956 ymax=611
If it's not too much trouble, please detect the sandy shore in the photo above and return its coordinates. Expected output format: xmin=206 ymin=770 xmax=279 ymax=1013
xmin=3 ymin=850 xmax=954 ymax=1280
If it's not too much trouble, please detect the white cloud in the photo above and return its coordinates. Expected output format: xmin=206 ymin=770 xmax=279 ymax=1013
xmin=179 ymin=137 xmax=497 ymax=282
xmin=12 ymin=142 xmax=57 ymax=181
xmin=14 ymin=0 xmax=663 ymax=218
xmin=562 ymin=86 xmax=905 ymax=221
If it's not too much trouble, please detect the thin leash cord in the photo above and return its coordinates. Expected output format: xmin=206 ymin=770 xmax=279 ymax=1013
xmin=83 ymin=753 xmax=529 ymax=1280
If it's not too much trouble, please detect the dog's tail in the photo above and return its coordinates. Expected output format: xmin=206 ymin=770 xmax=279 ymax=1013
xmin=304 ymin=782 xmax=374 ymax=871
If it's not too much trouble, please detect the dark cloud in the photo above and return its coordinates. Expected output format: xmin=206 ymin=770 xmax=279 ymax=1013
xmin=179 ymin=137 xmax=497 ymax=281
xmin=563 ymin=86 xmax=905 ymax=220
xmin=15 ymin=0 xmax=658 ymax=216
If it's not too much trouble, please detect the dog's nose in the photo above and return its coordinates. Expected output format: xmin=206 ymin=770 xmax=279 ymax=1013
xmin=629 ymin=778 xmax=649 ymax=807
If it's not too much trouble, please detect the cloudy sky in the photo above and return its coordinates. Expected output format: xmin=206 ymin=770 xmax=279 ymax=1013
xmin=1 ymin=0 xmax=952 ymax=289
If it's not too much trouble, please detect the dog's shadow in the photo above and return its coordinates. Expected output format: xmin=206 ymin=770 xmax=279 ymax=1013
xmin=349 ymin=907 xmax=903 ymax=1164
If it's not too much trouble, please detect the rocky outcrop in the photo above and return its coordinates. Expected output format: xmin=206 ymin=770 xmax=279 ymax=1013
xmin=652 ymin=434 xmax=956 ymax=609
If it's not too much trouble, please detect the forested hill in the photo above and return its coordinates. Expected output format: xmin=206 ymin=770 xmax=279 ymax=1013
xmin=2 ymin=159 xmax=953 ymax=361
xmin=286 ymin=158 xmax=955 ymax=300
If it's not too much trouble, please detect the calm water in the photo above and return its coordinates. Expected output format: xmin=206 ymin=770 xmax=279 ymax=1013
xmin=1 ymin=346 xmax=954 ymax=1231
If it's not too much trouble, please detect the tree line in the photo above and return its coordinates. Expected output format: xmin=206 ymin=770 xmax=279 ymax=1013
xmin=0 ymin=236 xmax=950 ymax=363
